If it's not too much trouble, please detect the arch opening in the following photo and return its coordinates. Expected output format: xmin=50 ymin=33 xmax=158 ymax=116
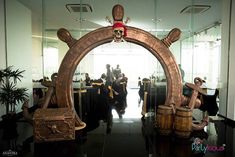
xmin=74 ymin=42 xmax=167 ymax=118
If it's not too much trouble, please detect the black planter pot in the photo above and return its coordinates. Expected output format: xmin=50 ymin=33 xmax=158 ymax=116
xmin=1 ymin=114 xmax=18 ymax=140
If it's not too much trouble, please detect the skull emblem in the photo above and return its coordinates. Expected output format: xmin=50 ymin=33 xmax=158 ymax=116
xmin=113 ymin=28 xmax=124 ymax=42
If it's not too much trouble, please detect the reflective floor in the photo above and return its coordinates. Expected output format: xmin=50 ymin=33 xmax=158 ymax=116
xmin=0 ymin=89 xmax=235 ymax=157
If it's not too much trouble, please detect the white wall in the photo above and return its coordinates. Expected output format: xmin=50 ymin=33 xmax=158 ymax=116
xmin=0 ymin=0 xmax=6 ymax=69
xmin=227 ymin=0 xmax=235 ymax=120
xmin=219 ymin=0 xmax=230 ymax=117
xmin=0 ymin=0 xmax=6 ymax=117
xmin=5 ymin=0 xmax=33 ymax=113
xmin=220 ymin=0 xmax=235 ymax=120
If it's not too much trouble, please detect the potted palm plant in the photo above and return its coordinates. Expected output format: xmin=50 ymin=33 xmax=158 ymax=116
xmin=0 ymin=66 xmax=28 ymax=140
xmin=0 ymin=66 xmax=28 ymax=115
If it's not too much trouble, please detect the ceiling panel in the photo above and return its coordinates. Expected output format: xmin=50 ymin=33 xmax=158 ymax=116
xmin=18 ymin=0 xmax=222 ymax=39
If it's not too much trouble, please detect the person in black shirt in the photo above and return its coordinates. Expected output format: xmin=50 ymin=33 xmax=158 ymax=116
xmin=85 ymin=73 xmax=91 ymax=86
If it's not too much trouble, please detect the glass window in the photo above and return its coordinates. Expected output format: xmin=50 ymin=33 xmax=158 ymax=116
xmin=181 ymin=23 xmax=221 ymax=88
xmin=43 ymin=47 xmax=59 ymax=78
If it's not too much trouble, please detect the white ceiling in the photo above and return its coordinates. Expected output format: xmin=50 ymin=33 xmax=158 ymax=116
xmin=19 ymin=0 xmax=222 ymax=39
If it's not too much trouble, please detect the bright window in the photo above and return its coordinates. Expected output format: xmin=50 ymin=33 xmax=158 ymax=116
xmin=43 ymin=47 xmax=58 ymax=78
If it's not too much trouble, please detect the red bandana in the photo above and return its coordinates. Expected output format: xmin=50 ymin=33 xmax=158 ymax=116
xmin=112 ymin=22 xmax=127 ymax=37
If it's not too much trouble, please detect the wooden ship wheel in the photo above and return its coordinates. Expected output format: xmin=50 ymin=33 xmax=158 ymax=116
xmin=56 ymin=4 xmax=182 ymax=129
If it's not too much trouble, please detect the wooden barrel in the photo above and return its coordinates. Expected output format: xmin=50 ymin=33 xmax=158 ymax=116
xmin=174 ymin=107 xmax=192 ymax=138
xmin=155 ymin=105 xmax=173 ymax=135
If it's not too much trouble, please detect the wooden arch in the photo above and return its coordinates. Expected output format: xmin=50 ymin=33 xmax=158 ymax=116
xmin=56 ymin=26 xmax=183 ymax=128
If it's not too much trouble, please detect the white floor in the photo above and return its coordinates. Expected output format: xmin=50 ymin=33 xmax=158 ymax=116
xmin=112 ymin=88 xmax=143 ymax=119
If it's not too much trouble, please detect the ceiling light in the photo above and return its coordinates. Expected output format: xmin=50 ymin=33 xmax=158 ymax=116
xmin=66 ymin=4 xmax=93 ymax=13
xmin=180 ymin=5 xmax=211 ymax=14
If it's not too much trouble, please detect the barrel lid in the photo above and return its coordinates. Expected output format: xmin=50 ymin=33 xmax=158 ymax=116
xmin=176 ymin=106 xmax=191 ymax=111
xmin=158 ymin=105 xmax=172 ymax=109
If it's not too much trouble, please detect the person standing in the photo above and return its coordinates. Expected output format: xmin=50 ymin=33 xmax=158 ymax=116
xmin=138 ymin=77 xmax=141 ymax=87
xmin=85 ymin=73 xmax=91 ymax=86
xmin=92 ymin=73 xmax=113 ymax=134
xmin=178 ymin=64 xmax=185 ymax=82
xmin=113 ymin=64 xmax=122 ymax=79
xmin=105 ymin=64 xmax=114 ymax=86
xmin=112 ymin=73 xmax=127 ymax=119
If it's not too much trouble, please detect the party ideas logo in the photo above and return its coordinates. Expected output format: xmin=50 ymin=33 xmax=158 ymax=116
xmin=192 ymin=138 xmax=225 ymax=154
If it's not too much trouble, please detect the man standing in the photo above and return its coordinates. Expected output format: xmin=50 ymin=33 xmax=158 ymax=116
xmin=106 ymin=64 xmax=114 ymax=86
xmin=178 ymin=64 xmax=185 ymax=82
xmin=113 ymin=64 xmax=122 ymax=79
